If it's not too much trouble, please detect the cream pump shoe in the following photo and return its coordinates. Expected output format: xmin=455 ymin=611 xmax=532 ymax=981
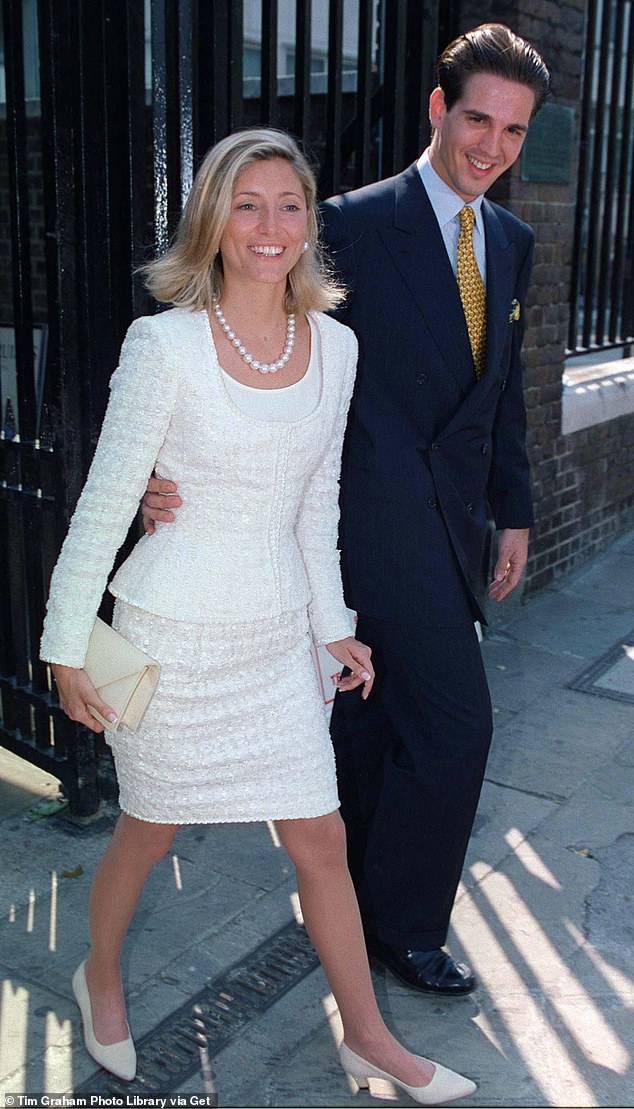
xmin=72 ymin=961 xmax=137 ymax=1081
xmin=339 ymin=1041 xmax=477 ymax=1105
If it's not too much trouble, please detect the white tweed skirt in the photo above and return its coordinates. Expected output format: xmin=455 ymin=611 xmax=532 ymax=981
xmin=107 ymin=599 xmax=339 ymax=824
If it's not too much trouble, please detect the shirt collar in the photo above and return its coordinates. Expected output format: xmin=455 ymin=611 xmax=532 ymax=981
xmin=417 ymin=148 xmax=485 ymax=230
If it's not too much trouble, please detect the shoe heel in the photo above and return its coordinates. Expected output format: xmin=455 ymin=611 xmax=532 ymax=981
xmin=345 ymin=1071 xmax=370 ymax=1093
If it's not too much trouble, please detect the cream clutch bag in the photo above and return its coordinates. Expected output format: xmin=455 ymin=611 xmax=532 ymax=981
xmin=84 ymin=617 xmax=161 ymax=732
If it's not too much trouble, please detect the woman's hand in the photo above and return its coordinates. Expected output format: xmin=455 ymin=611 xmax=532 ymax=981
xmin=325 ymin=637 xmax=374 ymax=700
xmin=52 ymin=664 xmax=117 ymax=734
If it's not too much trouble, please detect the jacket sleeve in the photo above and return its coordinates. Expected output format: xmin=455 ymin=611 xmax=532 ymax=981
xmin=487 ymin=230 xmax=535 ymax=529
xmin=319 ymin=199 xmax=358 ymax=322
xmin=40 ymin=317 xmax=180 ymax=668
xmin=294 ymin=330 xmax=357 ymax=645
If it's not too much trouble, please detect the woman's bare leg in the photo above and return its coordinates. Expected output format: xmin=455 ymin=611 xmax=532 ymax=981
xmin=84 ymin=813 xmax=177 ymax=1044
xmin=275 ymin=811 xmax=434 ymax=1086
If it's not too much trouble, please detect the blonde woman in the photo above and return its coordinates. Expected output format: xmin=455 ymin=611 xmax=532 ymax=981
xmin=41 ymin=128 xmax=475 ymax=1105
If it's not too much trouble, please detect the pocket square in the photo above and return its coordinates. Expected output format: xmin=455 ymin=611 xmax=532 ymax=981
xmin=509 ymin=298 xmax=521 ymax=322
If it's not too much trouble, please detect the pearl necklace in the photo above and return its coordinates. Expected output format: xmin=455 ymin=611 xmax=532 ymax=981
xmin=213 ymin=302 xmax=295 ymax=374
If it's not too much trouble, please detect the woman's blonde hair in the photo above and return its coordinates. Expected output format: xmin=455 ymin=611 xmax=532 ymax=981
xmin=141 ymin=128 xmax=344 ymax=314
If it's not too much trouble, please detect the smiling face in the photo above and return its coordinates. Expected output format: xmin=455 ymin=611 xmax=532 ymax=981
xmin=218 ymin=157 xmax=309 ymax=293
xmin=428 ymin=72 xmax=536 ymax=202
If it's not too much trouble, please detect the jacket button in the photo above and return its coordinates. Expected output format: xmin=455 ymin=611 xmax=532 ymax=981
xmin=481 ymin=443 xmax=488 ymax=455
xmin=431 ymin=442 xmax=439 ymax=451
xmin=466 ymin=502 xmax=473 ymax=513
xmin=427 ymin=497 xmax=437 ymax=508
xmin=500 ymin=378 xmax=507 ymax=390
xmin=417 ymin=373 xmax=427 ymax=384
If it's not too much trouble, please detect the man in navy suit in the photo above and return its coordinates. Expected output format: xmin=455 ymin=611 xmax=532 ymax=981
xmin=321 ymin=23 xmax=550 ymax=994
xmin=142 ymin=23 xmax=550 ymax=996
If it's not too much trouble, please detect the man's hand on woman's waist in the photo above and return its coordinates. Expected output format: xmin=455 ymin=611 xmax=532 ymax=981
xmin=141 ymin=475 xmax=182 ymax=535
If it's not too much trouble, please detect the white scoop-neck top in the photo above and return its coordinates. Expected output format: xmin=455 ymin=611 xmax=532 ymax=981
xmin=220 ymin=316 xmax=321 ymax=422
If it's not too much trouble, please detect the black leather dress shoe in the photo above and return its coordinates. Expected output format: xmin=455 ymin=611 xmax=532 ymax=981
xmin=365 ymin=935 xmax=476 ymax=995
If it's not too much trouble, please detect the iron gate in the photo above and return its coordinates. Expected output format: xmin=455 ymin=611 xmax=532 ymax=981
xmin=568 ymin=0 xmax=634 ymax=355
xmin=0 ymin=0 xmax=457 ymax=815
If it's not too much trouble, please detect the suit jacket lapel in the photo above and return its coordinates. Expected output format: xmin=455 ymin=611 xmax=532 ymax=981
xmin=378 ymin=165 xmax=474 ymax=393
xmin=482 ymin=198 xmax=514 ymax=380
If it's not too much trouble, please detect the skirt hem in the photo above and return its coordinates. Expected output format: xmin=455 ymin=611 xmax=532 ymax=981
xmin=118 ymin=802 xmax=340 ymax=825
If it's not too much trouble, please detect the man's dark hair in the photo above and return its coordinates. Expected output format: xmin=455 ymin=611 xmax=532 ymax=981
xmin=437 ymin=23 xmax=550 ymax=117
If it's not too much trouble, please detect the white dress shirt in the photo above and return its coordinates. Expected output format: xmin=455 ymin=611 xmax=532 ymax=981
xmin=417 ymin=149 xmax=486 ymax=286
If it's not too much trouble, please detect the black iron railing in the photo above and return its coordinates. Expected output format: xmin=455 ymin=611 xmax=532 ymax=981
xmin=569 ymin=0 xmax=634 ymax=356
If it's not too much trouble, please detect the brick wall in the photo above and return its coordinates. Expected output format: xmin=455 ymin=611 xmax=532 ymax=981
xmin=457 ymin=0 xmax=634 ymax=598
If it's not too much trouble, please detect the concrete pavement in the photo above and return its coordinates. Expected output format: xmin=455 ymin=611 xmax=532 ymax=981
xmin=1 ymin=528 xmax=633 ymax=1108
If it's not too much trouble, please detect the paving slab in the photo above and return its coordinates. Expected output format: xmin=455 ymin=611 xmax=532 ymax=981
xmin=584 ymin=833 xmax=634 ymax=961
xmin=126 ymin=871 xmax=262 ymax=977
xmin=0 ymin=972 xmax=82 ymax=1095
xmin=463 ymin=780 xmax=558 ymax=892
xmin=483 ymin=686 xmax=633 ymax=800
xmin=0 ymin=812 xmax=114 ymax=919
xmin=531 ymin=751 xmax=634 ymax=851
xmin=499 ymin=589 xmax=634 ymax=659
xmin=482 ymin=638 xmax=584 ymax=714
xmin=188 ymin=822 xmax=294 ymax=892
xmin=556 ymin=551 xmax=634 ymax=610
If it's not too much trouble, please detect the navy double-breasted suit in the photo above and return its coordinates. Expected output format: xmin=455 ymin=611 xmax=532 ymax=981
xmin=323 ymin=163 xmax=535 ymax=949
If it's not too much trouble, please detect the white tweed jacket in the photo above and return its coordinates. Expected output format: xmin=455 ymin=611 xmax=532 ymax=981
xmin=40 ymin=307 xmax=358 ymax=668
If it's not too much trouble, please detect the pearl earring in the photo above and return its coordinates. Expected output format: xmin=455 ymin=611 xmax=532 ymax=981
xmin=303 ymin=241 xmax=309 ymax=252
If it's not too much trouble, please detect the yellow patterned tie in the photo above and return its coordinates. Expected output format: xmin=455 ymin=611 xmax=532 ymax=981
xmin=457 ymin=205 xmax=487 ymax=379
